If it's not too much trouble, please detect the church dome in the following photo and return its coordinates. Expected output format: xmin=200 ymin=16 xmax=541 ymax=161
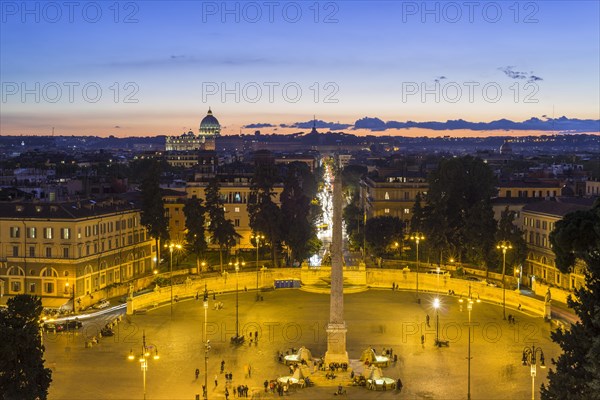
xmin=199 ymin=108 xmax=221 ymax=136
xmin=500 ymin=141 xmax=513 ymax=155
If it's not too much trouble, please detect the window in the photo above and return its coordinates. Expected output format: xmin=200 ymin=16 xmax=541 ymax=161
xmin=12 ymin=246 xmax=19 ymax=257
xmin=542 ymin=221 xmax=547 ymax=230
xmin=234 ymin=219 xmax=240 ymax=227
xmin=27 ymin=227 xmax=37 ymax=238
xmin=44 ymin=282 xmax=54 ymax=294
xmin=63 ymin=248 xmax=69 ymax=258
xmin=9 ymin=226 xmax=20 ymax=238
xmin=506 ymin=190 xmax=512 ymax=198
xmin=85 ymin=226 xmax=91 ymax=237
xmin=11 ymin=281 xmax=21 ymax=292
xmin=384 ymin=192 xmax=390 ymax=200
xmin=29 ymin=283 xmax=35 ymax=293
xmin=61 ymin=228 xmax=71 ymax=239
xmin=29 ymin=246 xmax=35 ymax=257
xmin=44 ymin=227 xmax=53 ymax=239
xmin=234 ymin=207 xmax=240 ymax=213
xmin=46 ymin=247 xmax=52 ymax=258
xmin=404 ymin=208 xmax=410 ymax=214
xmin=384 ymin=208 xmax=390 ymax=214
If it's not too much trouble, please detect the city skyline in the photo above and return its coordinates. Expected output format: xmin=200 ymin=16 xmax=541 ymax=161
xmin=1 ymin=1 xmax=599 ymax=137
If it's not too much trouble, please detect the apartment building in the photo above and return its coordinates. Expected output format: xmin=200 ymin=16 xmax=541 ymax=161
xmin=0 ymin=198 xmax=155 ymax=309
xmin=520 ymin=199 xmax=590 ymax=291
xmin=360 ymin=173 xmax=429 ymax=225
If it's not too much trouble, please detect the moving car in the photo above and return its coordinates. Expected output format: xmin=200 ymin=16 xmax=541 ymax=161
xmin=43 ymin=322 xmax=64 ymax=332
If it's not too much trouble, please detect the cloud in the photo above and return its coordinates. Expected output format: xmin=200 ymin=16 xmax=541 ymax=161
xmin=244 ymin=123 xmax=274 ymax=128
xmin=282 ymin=119 xmax=353 ymax=131
xmin=499 ymin=66 xmax=543 ymax=83
xmin=352 ymin=116 xmax=599 ymax=132
xmin=114 ymin=125 xmax=121 ymax=129
xmin=434 ymin=76 xmax=447 ymax=83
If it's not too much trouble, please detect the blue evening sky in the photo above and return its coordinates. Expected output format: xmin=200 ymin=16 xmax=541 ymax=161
xmin=1 ymin=1 xmax=599 ymax=136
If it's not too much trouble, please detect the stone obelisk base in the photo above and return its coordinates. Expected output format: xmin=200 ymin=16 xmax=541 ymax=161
xmin=324 ymin=323 xmax=349 ymax=365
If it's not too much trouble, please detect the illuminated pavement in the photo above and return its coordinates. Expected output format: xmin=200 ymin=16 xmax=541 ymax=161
xmin=45 ymin=289 xmax=561 ymax=400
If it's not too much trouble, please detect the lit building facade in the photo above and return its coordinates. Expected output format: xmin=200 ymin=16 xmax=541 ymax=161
xmin=520 ymin=200 xmax=589 ymax=291
xmin=360 ymin=174 xmax=429 ymax=225
xmin=165 ymin=108 xmax=221 ymax=153
xmin=0 ymin=199 xmax=155 ymax=309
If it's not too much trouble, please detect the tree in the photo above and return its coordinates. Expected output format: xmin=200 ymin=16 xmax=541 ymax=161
xmin=205 ymin=178 xmax=240 ymax=272
xmin=0 ymin=295 xmax=52 ymax=399
xmin=494 ymin=206 xmax=527 ymax=273
xmin=541 ymin=201 xmax=600 ymax=399
xmin=248 ymin=163 xmax=283 ymax=267
xmin=280 ymin=164 xmax=319 ymax=264
xmin=422 ymin=156 xmax=497 ymax=266
xmin=410 ymin=192 xmax=425 ymax=231
xmin=365 ymin=216 xmax=405 ymax=260
xmin=139 ymin=160 xmax=169 ymax=269
xmin=183 ymin=197 xmax=207 ymax=272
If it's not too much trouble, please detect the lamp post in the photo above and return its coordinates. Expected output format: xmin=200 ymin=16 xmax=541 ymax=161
xmin=433 ymin=297 xmax=440 ymax=346
xmin=167 ymin=243 xmax=182 ymax=318
xmin=459 ymin=284 xmax=481 ymax=400
xmin=496 ymin=240 xmax=512 ymax=320
xmin=410 ymin=232 xmax=425 ymax=303
xmin=251 ymin=233 xmax=265 ymax=301
xmin=128 ymin=331 xmax=159 ymax=400
xmin=522 ymin=345 xmax=546 ymax=400
xmin=65 ymin=280 xmax=75 ymax=313
xmin=203 ymin=284 xmax=210 ymax=399
xmin=228 ymin=257 xmax=245 ymax=343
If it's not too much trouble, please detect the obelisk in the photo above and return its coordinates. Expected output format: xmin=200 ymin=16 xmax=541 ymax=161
xmin=324 ymin=169 xmax=349 ymax=365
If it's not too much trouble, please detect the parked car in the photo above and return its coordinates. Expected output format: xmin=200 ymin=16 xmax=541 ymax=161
xmin=100 ymin=327 xmax=114 ymax=336
xmin=62 ymin=319 xmax=83 ymax=330
xmin=43 ymin=322 xmax=64 ymax=332
xmin=93 ymin=299 xmax=110 ymax=309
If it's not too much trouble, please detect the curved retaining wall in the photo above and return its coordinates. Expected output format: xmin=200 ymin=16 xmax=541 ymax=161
xmin=127 ymin=268 xmax=548 ymax=317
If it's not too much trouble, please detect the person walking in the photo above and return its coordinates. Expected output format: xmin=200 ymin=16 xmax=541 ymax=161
xmin=426 ymin=314 xmax=430 ymax=327
xmin=214 ymin=375 xmax=218 ymax=387
xmin=225 ymin=387 xmax=229 ymax=400
xmin=195 ymin=368 xmax=200 ymax=380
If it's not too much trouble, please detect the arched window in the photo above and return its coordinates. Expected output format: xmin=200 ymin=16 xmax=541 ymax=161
xmin=7 ymin=266 xmax=25 ymax=276
xmin=40 ymin=267 xmax=58 ymax=277
xmin=84 ymin=265 xmax=93 ymax=275
xmin=384 ymin=192 xmax=390 ymax=200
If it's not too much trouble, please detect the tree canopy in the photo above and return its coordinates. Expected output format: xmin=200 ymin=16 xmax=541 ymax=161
xmin=541 ymin=200 xmax=600 ymax=399
xmin=0 ymin=295 xmax=52 ymax=400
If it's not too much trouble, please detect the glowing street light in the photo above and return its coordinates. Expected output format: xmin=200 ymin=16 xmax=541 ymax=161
xmin=410 ymin=232 xmax=425 ymax=303
xmin=127 ymin=331 xmax=159 ymax=400
xmin=496 ymin=240 xmax=512 ymax=320
xmin=251 ymin=233 xmax=265 ymax=301
xmin=459 ymin=284 xmax=481 ymax=400
xmin=433 ymin=297 xmax=441 ymax=346
xmin=522 ymin=345 xmax=546 ymax=400
xmin=229 ymin=257 xmax=245 ymax=343
xmin=166 ymin=242 xmax=182 ymax=317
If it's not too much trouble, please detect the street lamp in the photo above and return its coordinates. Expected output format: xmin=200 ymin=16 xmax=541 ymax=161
xmin=496 ymin=240 xmax=512 ymax=320
xmin=229 ymin=257 xmax=245 ymax=343
xmin=433 ymin=297 xmax=440 ymax=346
xmin=459 ymin=284 xmax=481 ymax=400
xmin=128 ymin=331 xmax=159 ymax=400
xmin=410 ymin=232 xmax=425 ymax=303
xmin=522 ymin=345 xmax=546 ymax=400
xmin=65 ymin=281 xmax=75 ymax=313
xmin=166 ymin=242 xmax=182 ymax=317
xmin=251 ymin=233 xmax=265 ymax=301
xmin=203 ymin=284 xmax=210 ymax=399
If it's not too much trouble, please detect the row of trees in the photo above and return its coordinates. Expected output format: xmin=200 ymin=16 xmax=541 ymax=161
xmin=343 ymin=156 xmax=526 ymax=273
xmin=139 ymin=159 xmax=323 ymax=270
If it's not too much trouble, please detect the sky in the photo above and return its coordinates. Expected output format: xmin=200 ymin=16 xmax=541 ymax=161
xmin=1 ymin=0 xmax=599 ymax=137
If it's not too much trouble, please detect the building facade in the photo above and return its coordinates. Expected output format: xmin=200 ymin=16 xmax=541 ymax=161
xmin=165 ymin=108 xmax=221 ymax=153
xmin=520 ymin=200 xmax=589 ymax=292
xmin=361 ymin=174 xmax=428 ymax=225
xmin=0 ymin=198 xmax=155 ymax=309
